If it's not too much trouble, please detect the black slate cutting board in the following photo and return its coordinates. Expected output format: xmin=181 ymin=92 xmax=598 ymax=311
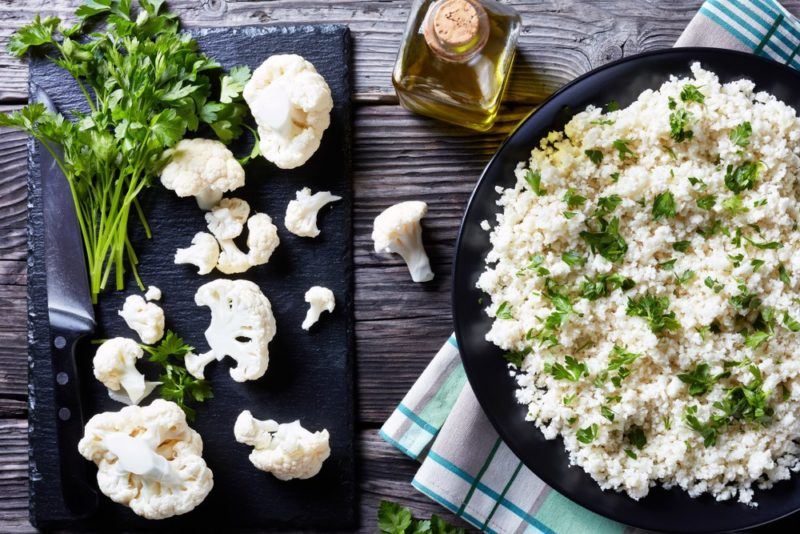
xmin=27 ymin=25 xmax=355 ymax=530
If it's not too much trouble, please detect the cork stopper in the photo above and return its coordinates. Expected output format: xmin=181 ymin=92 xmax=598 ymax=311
xmin=424 ymin=0 xmax=489 ymax=62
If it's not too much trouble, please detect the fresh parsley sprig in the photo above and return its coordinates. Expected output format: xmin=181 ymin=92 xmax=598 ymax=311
xmin=378 ymin=501 xmax=465 ymax=534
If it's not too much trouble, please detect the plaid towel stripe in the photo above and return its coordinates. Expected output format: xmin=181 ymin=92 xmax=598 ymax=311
xmin=382 ymin=1 xmax=800 ymax=532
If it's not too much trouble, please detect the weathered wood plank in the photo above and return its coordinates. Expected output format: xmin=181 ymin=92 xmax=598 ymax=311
xmin=0 ymin=419 xmax=468 ymax=533
xmin=4 ymin=0 xmax=794 ymax=104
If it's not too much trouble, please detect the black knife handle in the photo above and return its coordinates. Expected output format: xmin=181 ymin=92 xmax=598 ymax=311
xmin=49 ymin=309 xmax=98 ymax=518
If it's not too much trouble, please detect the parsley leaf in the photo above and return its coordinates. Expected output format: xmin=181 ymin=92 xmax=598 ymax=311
xmin=696 ymin=194 xmax=716 ymax=210
xmin=779 ymin=264 xmax=791 ymax=285
xmin=652 ymin=191 xmax=677 ymax=220
xmin=612 ymin=139 xmax=637 ymax=160
xmin=580 ymin=273 xmax=634 ymax=300
xmin=562 ymin=250 xmax=586 ymax=267
xmin=729 ymin=121 xmax=752 ymax=148
xmin=595 ymin=194 xmax=622 ymax=217
xmin=724 ymin=161 xmax=761 ymax=193
xmin=669 ymin=108 xmax=694 ymax=142
xmin=783 ymin=312 xmax=800 ymax=332
xmin=722 ymin=194 xmax=748 ymax=215
xmin=562 ymin=188 xmax=587 ymax=209
xmin=495 ymin=301 xmax=513 ymax=320
xmin=680 ymin=84 xmax=705 ymax=104
xmin=580 ymin=216 xmax=628 ymax=262
xmin=524 ymin=169 xmax=547 ymax=195
xmin=626 ymin=294 xmax=680 ymax=334
xmin=576 ymin=424 xmax=599 ymax=444
xmin=672 ymin=240 xmax=691 ymax=252
xmin=378 ymin=501 xmax=412 ymax=533
xmin=546 ymin=355 xmax=588 ymax=382
xmin=503 ymin=348 xmax=530 ymax=368
xmin=607 ymin=345 xmax=640 ymax=387
xmin=678 ymin=363 xmax=729 ymax=396
xmin=601 ymin=405 xmax=615 ymax=422
xmin=704 ymin=276 xmax=724 ymax=293
xmin=675 ymin=269 xmax=696 ymax=285
xmin=744 ymin=236 xmax=782 ymax=250
xmin=626 ymin=426 xmax=647 ymax=449
xmin=585 ymin=148 xmax=603 ymax=165
xmin=219 ymin=65 xmax=251 ymax=103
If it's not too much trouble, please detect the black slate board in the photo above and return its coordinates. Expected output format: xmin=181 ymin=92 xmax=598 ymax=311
xmin=27 ymin=25 xmax=355 ymax=530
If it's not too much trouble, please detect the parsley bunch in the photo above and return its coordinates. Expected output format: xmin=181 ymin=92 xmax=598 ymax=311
xmin=378 ymin=501 xmax=465 ymax=534
xmin=141 ymin=330 xmax=212 ymax=420
xmin=1 ymin=0 xmax=250 ymax=301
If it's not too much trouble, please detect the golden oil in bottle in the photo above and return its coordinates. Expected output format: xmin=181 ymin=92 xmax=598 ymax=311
xmin=392 ymin=0 xmax=521 ymax=132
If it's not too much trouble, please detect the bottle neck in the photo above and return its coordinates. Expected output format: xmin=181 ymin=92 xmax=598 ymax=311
xmin=423 ymin=0 xmax=489 ymax=63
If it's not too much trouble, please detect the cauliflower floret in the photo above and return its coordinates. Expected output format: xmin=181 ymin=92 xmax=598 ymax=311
xmin=204 ymin=197 xmax=250 ymax=240
xmin=77 ymin=399 xmax=213 ymax=519
xmin=233 ymin=410 xmax=330 ymax=480
xmin=144 ymin=286 xmax=161 ymax=301
xmin=160 ymin=138 xmax=245 ymax=209
xmin=93 ymin=337 xmax=159 ymax=405
xmin=243 ymin=55 xmax=333 ymax=169
xmin=205 ymin=199 xmax=279 ymax=274
xmin=372 ymin=201 xmax=434 ymax=283
xmin=186 ymin=279 xmax=276 ymax=382
xmin=301 ymin=286 xmax=335 ymax=330
xmin=174 ymin=232 xmax=220 ymax=275
xmin=118 ymin=295 xmax=165 ymax=344
xmin=285 ymin=187 xmax=342 ymax=238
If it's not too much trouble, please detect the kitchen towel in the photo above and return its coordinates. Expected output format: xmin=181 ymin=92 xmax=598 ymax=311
xmin=380 ymin=1 xmax=800 ymax=533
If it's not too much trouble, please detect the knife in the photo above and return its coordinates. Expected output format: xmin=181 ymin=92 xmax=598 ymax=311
xmin=34 ymin=83 xmax=99 ymax=517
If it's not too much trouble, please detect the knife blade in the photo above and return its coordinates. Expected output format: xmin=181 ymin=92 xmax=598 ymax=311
xmin=34 ymin=83 xmax=98 ymax=517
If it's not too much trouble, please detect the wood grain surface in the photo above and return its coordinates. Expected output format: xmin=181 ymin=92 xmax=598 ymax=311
xmin=3 ymin=0 xmax=799 ymax=531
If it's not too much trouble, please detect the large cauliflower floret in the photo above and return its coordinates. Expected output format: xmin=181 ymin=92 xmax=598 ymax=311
xmin=243 ymin=54 xmax=333 ymax=169
xmin=372 ymin=201 xmax=434 ymax=283
xmin=233 ymin=410 xmax=330 ymax=480
xmin=93 ymin=337 xmax=159 ymax=405
xmin=285 ymin=187 xmax=342 ymax=238
xmin=186 ymin=279 xmax=276 ymax=382
xmin=174 ymin=232 xmax=220 ymax=275
xmin=118 ymin=295 xmax=165 ymax=344
xmin=77 ymin=399 xmax=213 ymax=519
xmin=160 ymin=138 xmax=245 ymax=209
xmin=301 ymin=286 xmax=335 ymax=330
xmin=205 ymin=198 xmax=280 ymax=274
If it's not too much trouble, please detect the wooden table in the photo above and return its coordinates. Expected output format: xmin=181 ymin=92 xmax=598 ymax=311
xmin=2 ymin=1 xmax=799 ymax=531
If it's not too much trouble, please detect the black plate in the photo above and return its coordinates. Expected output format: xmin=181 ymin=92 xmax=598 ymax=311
xmin=453 ymin=48 xmax=800 ymax=533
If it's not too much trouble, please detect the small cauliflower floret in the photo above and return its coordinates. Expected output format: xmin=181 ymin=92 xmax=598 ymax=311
xmin=144 ymin=286 xmax=161 ymax=301
xmin=160 ymin=138 xmax=245 ymax=209
xmin=174 ymin=232 xmax=220 ymax=275
xmin=204 ymin=197 xmax=250 ymax=240
xmin=301 ymin=286 xmax=335 ymax=330
xmin=285 ymin=187 xmax=341 ymax=238
xmin=372 ymin=201 xmax=434 ymax=283
xmin=118 ymin=295 xmax=165 ymax=344
xmin=205 ymin=198 xmax=279 ymax=274
xmin=243 ymin=54 xmax=333 ymax=169
xmin=77 ymin=399 xmax=213 ymax=519
xmin=233 ymin=410 xmax=330 ymax=480
xmin=93 ymin=337 xmax=159 ymax=405
xmin=186 ymin=279 xmax=276 ymax=382
xmin=245 ymin=213 xmax=280 ymax=266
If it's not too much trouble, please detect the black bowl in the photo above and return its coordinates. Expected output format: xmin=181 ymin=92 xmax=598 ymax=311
xmin=452 ymin=48 xmax=800 ymax=533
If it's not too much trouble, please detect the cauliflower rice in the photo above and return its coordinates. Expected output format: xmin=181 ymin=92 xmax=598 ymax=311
xmin=478 ymin=64 xmax=800 ymax=504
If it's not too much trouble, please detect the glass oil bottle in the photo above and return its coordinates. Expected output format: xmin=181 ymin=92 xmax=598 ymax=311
xmin=392 ymin=0 xmax=521 ymax=132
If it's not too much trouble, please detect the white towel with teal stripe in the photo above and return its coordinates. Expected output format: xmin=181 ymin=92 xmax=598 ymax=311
xmin=380 ymin=2 xmax=800 ymax=532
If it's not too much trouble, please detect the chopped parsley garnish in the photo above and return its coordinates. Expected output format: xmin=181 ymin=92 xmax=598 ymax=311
xmin=783 ymin=312 xmax=800 ymax=332
xmin=563 ymin=188 xmax=587 ymax=209
xmin=729 ymin=121 xmax=752 ymax=148
xmin=724 ymin=161 xmax=761 ymax=193
xmin=658 ymin=258 xmax=677 ymax=270
xmin=683 ymin=406 xmax=719 ymax=447
xmin=688 ymin=176 xmax=707 ymax=189
xmin=591 ymin=118 xmax=615 ymax=126
xmin=728 ymin=253 xmax=744 ymax=268
xmin=580 ymin=216 xmax=628 ymax=263
xmin=722 ymin=194 xmax=748 ymax=215
xmin=567 ymin=416 xmax=578 ymax=425
xmin=753 ymin=198 xmax=767 ymax=207
xmin=750 ymin=259 xmax=765 ymax=272
xmin=524 ymin=169 xmax=547 ymax=195
xmin=696 ymin=194 xmax=716 ymax=210
xmin=675 ymin=270 xmax=696 ymax=285
xmin=563 ymin=394 xmax=576 ymax=406
xmin=680 ymin=84 xmax=705 ymax=104
xmin=610 ymin=172 xmax=620 ymax=183
xmin=730 ymin=281 xmax=760 ymax=311
xmin=626 ymin=426 xmax=647 ymax=449
xmin=580 ymin=273 xmax=634 ymax=300
xmin=626 ymin=294 xmax=680 ymax=334
xmin=744 ymin=236 xmax=782 ymax=250
xmin=595 ymin=194 xmax=622 ymax=217
xmin=562 ymin=250 xmax=586 ymax=267
xmin=678 ymin=363 xmax=730 ymax=396
xmin=601 ymin=405 xmax=615 ymax=422
xmin=624 ymin=449 xmax=638 ymax=459
xmin=672 ymin=240 xmax=691 ymax=252
xmin=585 ymin=148 xmax=604 ymax=165
xmin=576 ymin=423 xmax=599 ymax=444
xmin=503 ymin=348 xmax=530 ymax=368
xmin=607 ymin=345 xmax=640 ymax=387
xmin=495 ymin=301 xmax=513 ymax=320
xmin=652 ymin=191 xmax=677 ymax=220
xmin=546 ymin=355 xmax=588 ymax=382
xmin=704 ymin=276 xmax=724 ymax=293
xmin=563 ymin=211 xmax=576 ymax=219
xmin=612 ymin=139 xmax=637 ymax=160
xmin=605 ymin=100 xmax=620 ymax=112
xmin=779 ymin=264 xmax=791 ymax=285
xmin=669 ymin=108 xmax=694 ymax=142
xmin=743 ymin=307 xmax=776 ymax=349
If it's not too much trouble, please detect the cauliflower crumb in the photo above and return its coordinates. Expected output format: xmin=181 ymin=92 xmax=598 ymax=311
xmin=285 ymin=187 xmax=341 ymax=238
xmin=144 ymin=286 xmax=161 ymax=301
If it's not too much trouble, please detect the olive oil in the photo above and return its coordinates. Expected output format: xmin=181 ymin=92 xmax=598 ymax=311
xmin=392 ymin=0 xmax=521 ymax=131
